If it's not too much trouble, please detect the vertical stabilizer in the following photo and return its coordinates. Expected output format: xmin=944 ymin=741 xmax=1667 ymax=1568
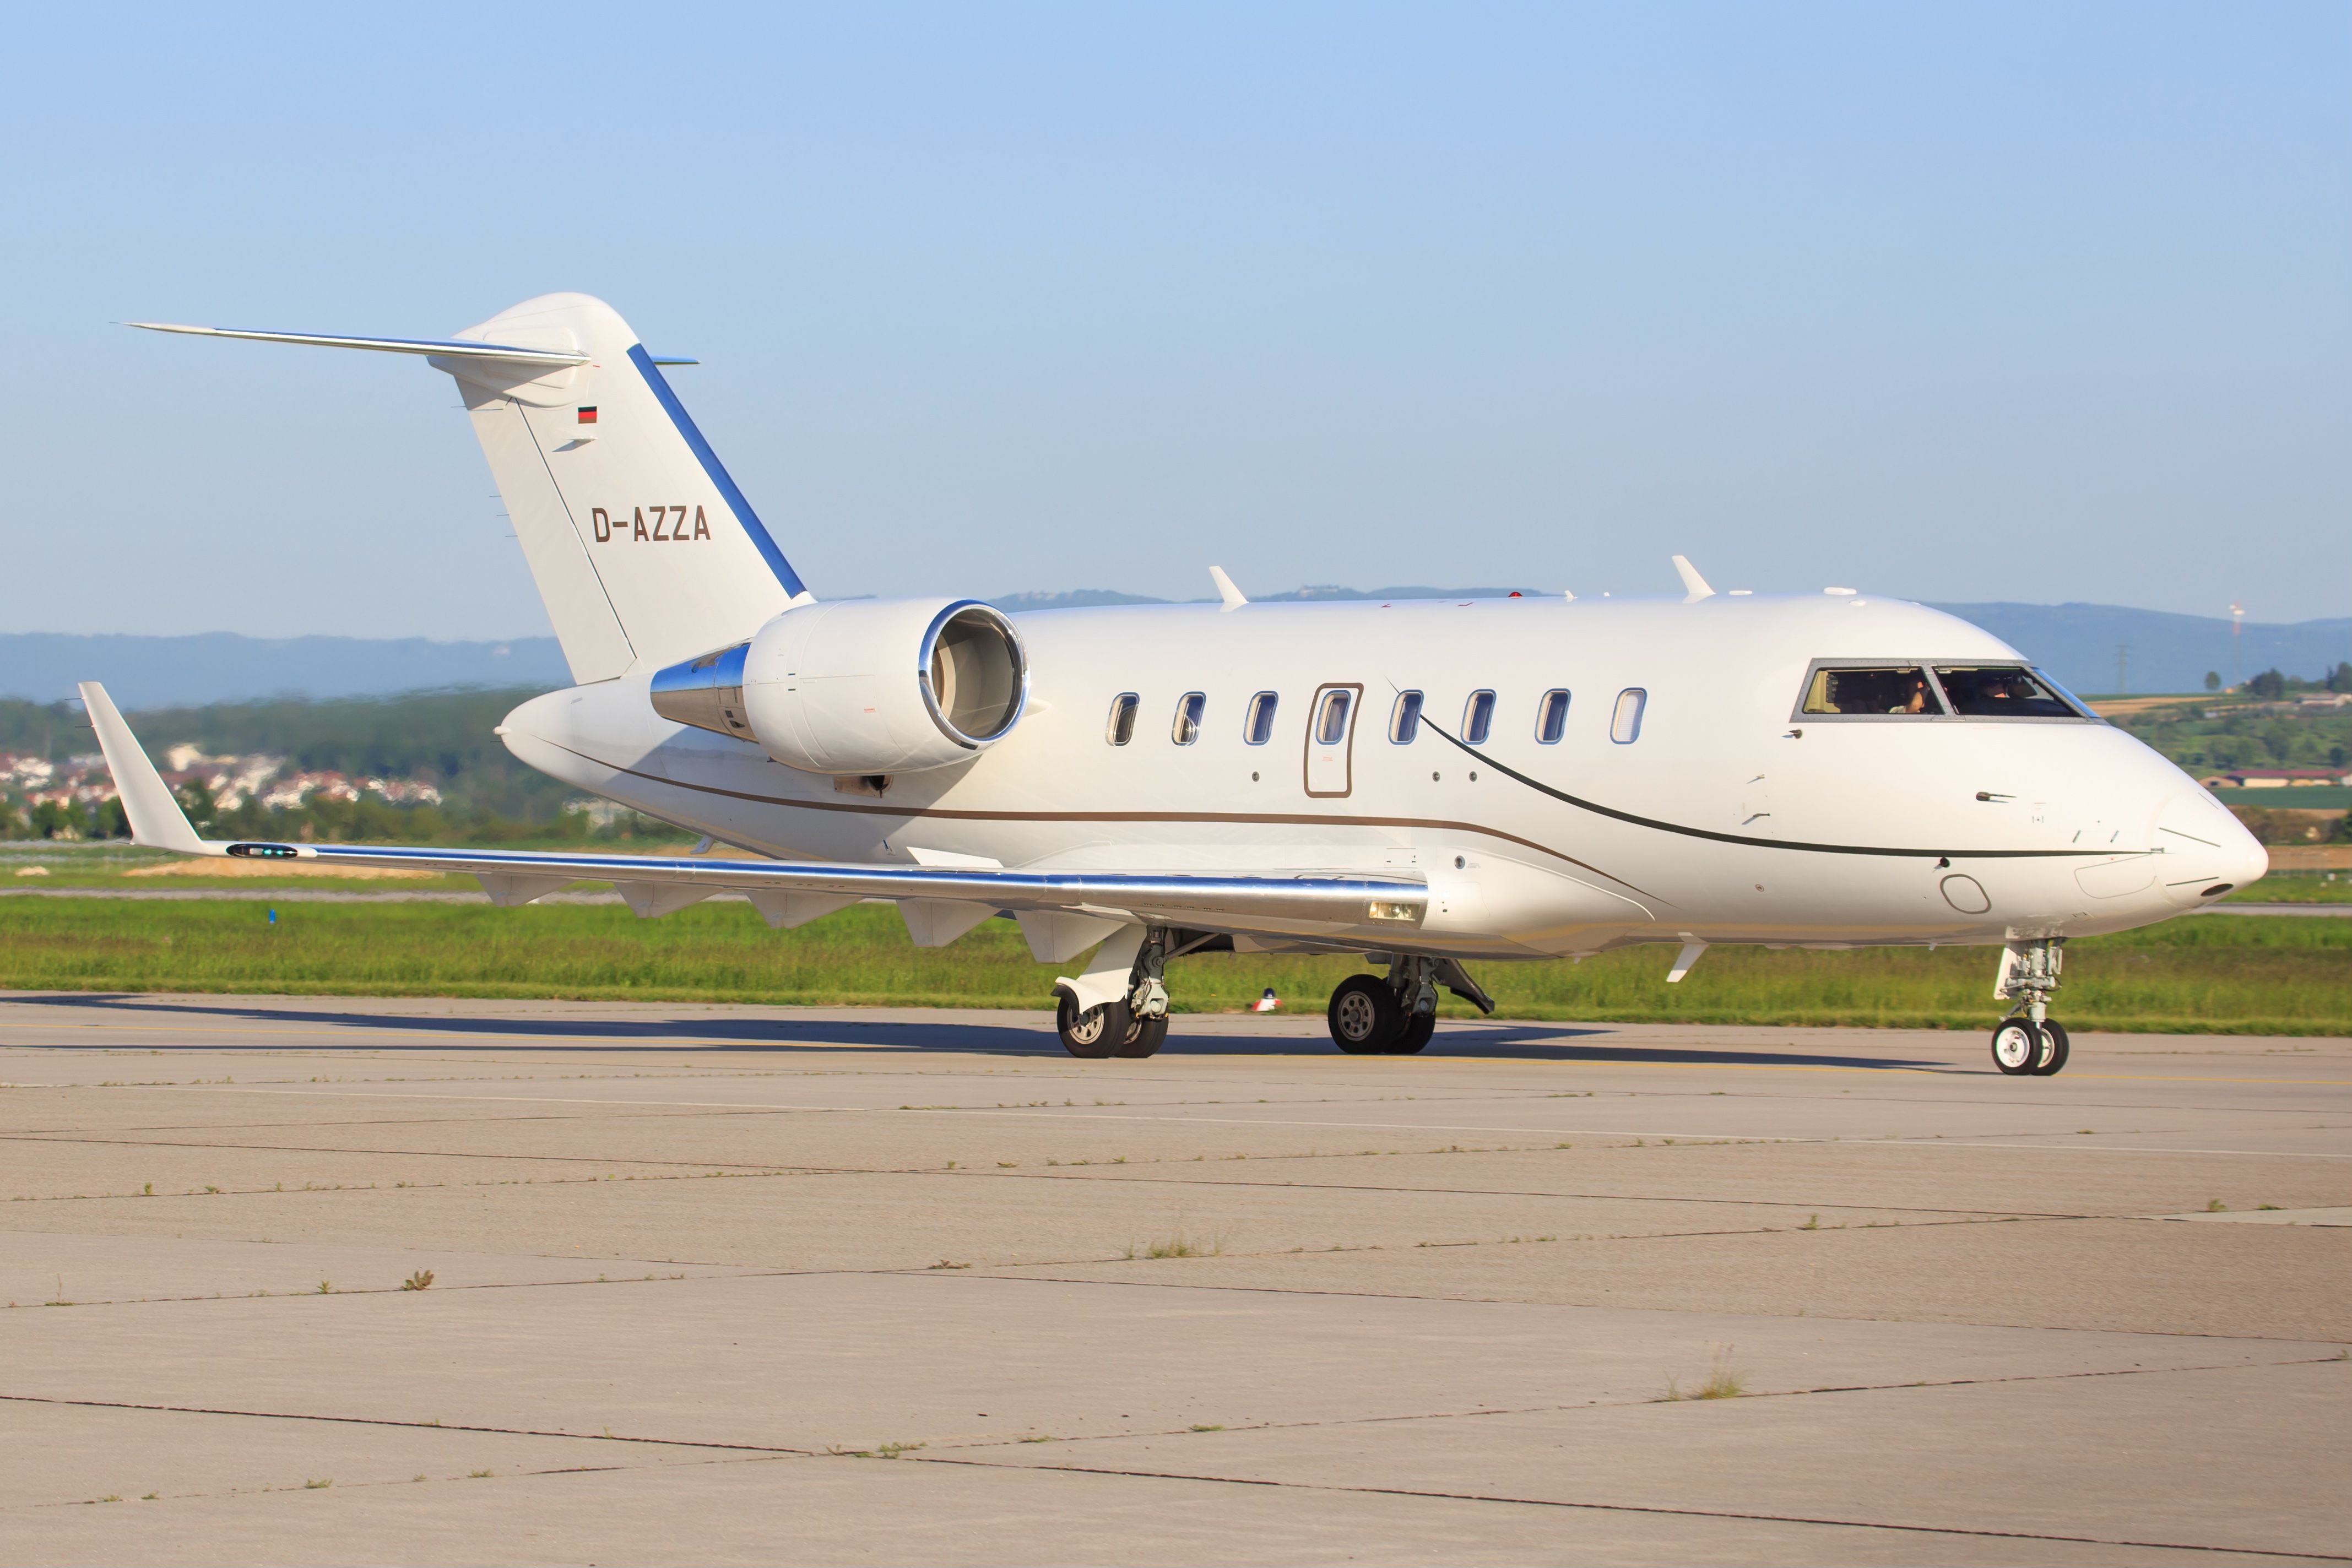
xmin=439 ymin=294 xmax=808 ymax=681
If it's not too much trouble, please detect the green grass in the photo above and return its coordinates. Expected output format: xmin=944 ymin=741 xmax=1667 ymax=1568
xmin=1 ymin=898 xmax=2345 ymax=1034
xmin=2222 ymin=874 xmax=2352 ymax=905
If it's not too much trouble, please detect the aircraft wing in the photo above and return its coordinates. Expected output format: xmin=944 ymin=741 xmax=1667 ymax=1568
xmin=77 ymin=682 xmax=1424 ymax=939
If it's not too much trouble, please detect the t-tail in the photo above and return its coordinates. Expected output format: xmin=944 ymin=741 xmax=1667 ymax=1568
xmin=129 ymin=294 xmax=810 ymax=682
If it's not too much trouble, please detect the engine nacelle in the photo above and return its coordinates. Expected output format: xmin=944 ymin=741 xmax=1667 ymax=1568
xmin=650 ymin=598 xmax=1028 ymax=776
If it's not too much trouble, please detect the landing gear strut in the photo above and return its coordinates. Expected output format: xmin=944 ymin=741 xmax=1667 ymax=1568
xmin=1990 ymin=937 xmax=2069 ymax=1077
xmin=1325 ymin=956 xmax=1491 ymax=1055
xmin=1055 ymin=926 xmax=1175 ymax=1059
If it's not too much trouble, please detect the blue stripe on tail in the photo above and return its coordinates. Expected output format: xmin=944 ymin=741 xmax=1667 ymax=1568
xmin=628 ymin=344 xmax=807 ymax=599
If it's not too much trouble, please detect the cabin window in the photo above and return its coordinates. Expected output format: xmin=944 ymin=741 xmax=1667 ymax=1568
xmin=1535 ymin=689 xmax=1570 ymax=744
xmin=1801 ymin=666 xmax=1939 ymax=717
xmin=1610 ymin=688 xmax=1646 ymax=744
xmin=1243 ymin=691 xmax=1279 ymax=745
xmin=1105 ymin=693 xmax=1140 ymax=746
xmin=1462 ymin=690 xmax=1495 ymax=745
xmin=1933 ymin=666 xmax=2083 ymax=719
xmin=1389 ymin=691 xmax=1423 ymax=744
xmin=1172 ymin=692 xmax=1206 ymax=745
xmin=1314 ymin=688 xmax=1353 ymax=746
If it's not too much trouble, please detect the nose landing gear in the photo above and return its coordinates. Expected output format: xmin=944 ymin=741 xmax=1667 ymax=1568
xmin=1325 ymin=956 xmax=1492 ymax=1055
xmin=1990 ymin=938 xmax=2070 ymax=1076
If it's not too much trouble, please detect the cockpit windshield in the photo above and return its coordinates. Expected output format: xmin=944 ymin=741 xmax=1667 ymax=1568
xmin=1932 ymin=666 xmax=2082 ymax=718
xmin=1801 ymin=666 xmax=1940 ymax=716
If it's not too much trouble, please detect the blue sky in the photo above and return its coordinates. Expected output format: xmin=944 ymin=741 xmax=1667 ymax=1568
xmin=2 ymin=3 xmax=2344 ymax=639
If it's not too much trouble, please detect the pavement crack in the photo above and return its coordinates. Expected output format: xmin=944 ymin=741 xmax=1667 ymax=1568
xmin=909 ymin=1450 xmax=2352 ymax=1561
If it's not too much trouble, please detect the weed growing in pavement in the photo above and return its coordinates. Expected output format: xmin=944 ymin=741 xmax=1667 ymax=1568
xmin=2207 ymin=1198 xmax=2229 ymax=1212
xmin=1189 ymin=1424 xmax=1225 ymax=1432
xmin=928 ymin=1260 xmax=970 ymax=1271
xmin=1663 ymin=1347 xmax=1746 ymax=1402
xmin=400 ymin=1269 xmax=435 ymax=1291
xmin=1127 ymin=1228 xmax=1224 ymax=1260
xmin=1801 ymin=1215 xmax=1820 ymax=1230
xmin=317 ymin=1281 xmax=333 ymax=1294
xmin=304 ymin=1478 xmax=331 ymax=1489
xmin=468 ymin=1470 xmax=492 ymax=1479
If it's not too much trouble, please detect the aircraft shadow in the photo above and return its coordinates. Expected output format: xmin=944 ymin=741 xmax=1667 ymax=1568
xmin=3 ymin=993 xmax=1946 ymax=1070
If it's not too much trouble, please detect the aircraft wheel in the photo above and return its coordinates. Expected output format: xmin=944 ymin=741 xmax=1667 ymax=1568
xmin=1114 ymin=1014 xmax=1169 ymax=1059
xmin=1386 ymin=1012 xmax=1437 ymax=1055
xmin=1057 ymin=990 xmax=1127 ymax=1059
xmin=1328 ymin=975 xmax=1401 ymax=1054
xmin=2031 ymin=1019 xmax=2071 ymax=1076
xmin=1991 ymin=1019 xmax=2041 ymax=1076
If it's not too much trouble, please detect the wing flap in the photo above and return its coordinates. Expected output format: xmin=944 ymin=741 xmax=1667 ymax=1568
xmin=224 ymin=841 xmax=1426 ymax=935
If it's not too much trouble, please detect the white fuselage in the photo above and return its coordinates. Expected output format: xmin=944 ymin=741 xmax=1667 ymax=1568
xmin=498 ymin=593 xmax=2265 ymax=961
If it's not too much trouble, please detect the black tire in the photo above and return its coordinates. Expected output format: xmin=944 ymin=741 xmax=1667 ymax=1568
xmin=2031 ymin=1019 xmax=2070 ymax=1076
xmin=1328 ymin=974 xmax=1401 ymax=1054
xmin=1386 ymin=1012 xmax=1436 ymax=1055
xmin=1114 ymin=1014 xmax=1169 ymax=1059
xmin=1991 ymin=1019 xmax=2041 ymax=1076
xmin=1057 ymin=990 xmax=1127 ymax=1059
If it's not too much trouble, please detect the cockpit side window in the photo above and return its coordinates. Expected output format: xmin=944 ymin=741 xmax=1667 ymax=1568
xmin=1800 ymin=666 xmax=1940 ymax=717
xmin=1932 ymin=666 xmax=2083 ymax=718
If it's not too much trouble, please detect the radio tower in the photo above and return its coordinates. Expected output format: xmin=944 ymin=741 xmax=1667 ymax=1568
xmin=2229 ymin=603 xmax=2243 ymax=689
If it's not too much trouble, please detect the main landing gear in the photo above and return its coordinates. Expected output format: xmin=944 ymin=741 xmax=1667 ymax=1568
xmin=1990 ymin=937 xmax=2070 ymax=1077
xmin=1055 ymin=927 xmax=1179 ymax=1059
xmin=1326 ymin=956 xmax=1493 ymax=1055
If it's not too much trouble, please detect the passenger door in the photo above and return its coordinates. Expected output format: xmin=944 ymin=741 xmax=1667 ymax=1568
xmin=1304 ymin=683 xmax=1362 ymax=798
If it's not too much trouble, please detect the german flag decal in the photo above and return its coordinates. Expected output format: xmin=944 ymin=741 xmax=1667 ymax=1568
xmin=577 ymin=406 xmax=598 ymax=424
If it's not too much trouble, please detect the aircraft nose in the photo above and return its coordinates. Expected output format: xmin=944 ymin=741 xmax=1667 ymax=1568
xmin=2151 ymin=789 xmax=2267 ymax=908
xmin=2217 ymin=807 xmax=2270 ymax=894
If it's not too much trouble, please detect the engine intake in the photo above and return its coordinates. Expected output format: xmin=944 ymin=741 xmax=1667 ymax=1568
xmin=651 ymin=598 xmax=1028 ymax=776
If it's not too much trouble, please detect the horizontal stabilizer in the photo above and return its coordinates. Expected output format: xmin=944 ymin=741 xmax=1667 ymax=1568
xmin=127 ymin=322 xmax=589 ymax=365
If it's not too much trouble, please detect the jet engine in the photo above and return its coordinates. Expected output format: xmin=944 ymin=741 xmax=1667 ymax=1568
xmin=650 ymin=598 xmax=1028 ymax=776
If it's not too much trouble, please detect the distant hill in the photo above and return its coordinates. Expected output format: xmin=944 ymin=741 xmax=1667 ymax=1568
xmin=0 ymin=633 xmax=571 ymax=709
xmin=1922 ymin=604 xmax=2351 ymax=696
xmin=4 ymin=600 xmax=2344 ymax=710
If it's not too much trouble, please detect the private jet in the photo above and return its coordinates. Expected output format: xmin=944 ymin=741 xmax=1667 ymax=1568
xmin=91 ymin=293 xmax=2267 ymax=1072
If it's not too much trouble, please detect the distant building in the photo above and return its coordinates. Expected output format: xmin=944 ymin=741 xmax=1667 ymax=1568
xmin=2202 ymin=768 xmax=2352 ymax=790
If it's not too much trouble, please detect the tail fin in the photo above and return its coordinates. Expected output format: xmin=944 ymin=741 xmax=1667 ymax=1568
xmin=132 ymin=294 xmax=809 ymax=683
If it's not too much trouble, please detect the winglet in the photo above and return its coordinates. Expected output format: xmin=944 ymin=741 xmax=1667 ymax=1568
xmin=1208 ymin=565 xmax=1248 ymax=610
xmin=1671 ymin=555 xmax=1715 ymax=602
xmin=75 ymin=682 xmax=213 ymax=855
